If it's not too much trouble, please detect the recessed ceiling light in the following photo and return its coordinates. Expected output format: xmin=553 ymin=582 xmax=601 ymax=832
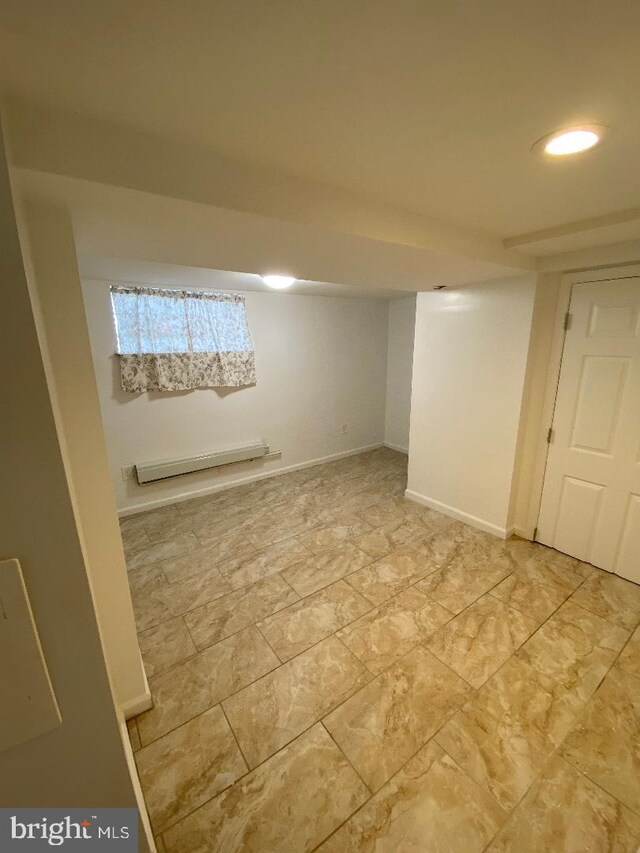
xmin=532 ymin=124 xmax=611 ymax=158
xmin=261 ymin=274 xmax=296 ymax=289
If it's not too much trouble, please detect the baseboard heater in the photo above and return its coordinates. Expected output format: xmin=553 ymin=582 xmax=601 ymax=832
xmin=135 ymin=441 xmax=270 ymax=484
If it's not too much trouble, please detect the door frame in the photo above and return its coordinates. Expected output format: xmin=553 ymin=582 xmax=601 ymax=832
xmin=526 ymin=263 xmax=640 ymax=543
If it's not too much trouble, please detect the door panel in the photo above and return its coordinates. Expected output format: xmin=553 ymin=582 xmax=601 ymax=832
xmin=537 ymin=279 xmax=640 ymax=582
xmin=570 ymin=356 xmax=628 ymax=454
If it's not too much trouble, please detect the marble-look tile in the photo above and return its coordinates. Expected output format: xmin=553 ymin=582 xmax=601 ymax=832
xmin=324 ymin=645 xmax=473 ymax=791
xmin=136 ymin=706 xmax=247 ymax=833
xmin=319 ymin=742 xmax=506 ymax=853
xmin=491 ymin=556 xmax=583 ymax=622
xmin=137 ymin=627 xmax=279 ymax=745
xmin=218 ymin=538 xmax=311 ymax=590
xmin=517 ymin=601 xmax=629 ymax=706
xmin=427 ymin=595 xmax=538 ymax=688
xmin=618 ymin=626 xmax=640 ymax=679
xmin=283 ymin=545 xmax=374 ymax=597
xmin=126 ymin=532 xmax=200 ymax=572
xmin=257 ymin=581 xmax=371 ymax=662
xmin=473 ymin=656 xmax=584 ymax=748
xmin=138 ymin=617 xmax=197 ymax=677
xmin=487 ymin=755 xmax=640 ymax=853
xmin=154 ymin=834 xmax=167 ymax=852
xmin=338 ymin=587 xmax=452 ymax=674
xmin=246 ymin=510 xmax=323 ymax=548
xmin=162 ymin=724 xmax=368 ymax=853
xmin=161 ymin=536 xmax=256 ymax=584
xmin=127 ymin=717 xmax=141 ymax=752
xmin=560 ymin=666 xmax=640 ymax=813
xmin=570 ymin=571 xmax=640 ymax=630
xmin=185 ymin=574 xmax=299 ymax=650
xmin=296 ymin=516 xmax=373 ymax=554
xmin=353 ymin=519 xmax=429 ymax=559
xmin=436 ymin=700 xmax=553 ymax=811
xmin=354 ymin=500 xmax=406 ymax=528
xmin=346 ymin=548 xmax=434 ymax=606
xmin=132 ymin=566 xmax=232 ymax=632
xmin=120 ymin=525 xmax=150 ymax=562
xmin=223 ymin=636 xmax=370 ymax=768
xmin=138 ymin=505 xmax=192 ymax=539
xmin=416 ymin=549 xmax=515 ymax=614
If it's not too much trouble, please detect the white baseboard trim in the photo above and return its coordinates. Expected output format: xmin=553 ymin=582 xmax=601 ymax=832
xmin=118 ymin=443 xmax=384 ymax=517
xmin=404 ymin=489 xmax=512 ymax=539
xmin=383 ymin=441 xmax=408 ymax=455
xmin=121 ymin=689 xmax=153 ymax=719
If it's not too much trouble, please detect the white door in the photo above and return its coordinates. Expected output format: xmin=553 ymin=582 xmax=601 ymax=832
xmin=537 ymin=279 xmax=640 ymax=582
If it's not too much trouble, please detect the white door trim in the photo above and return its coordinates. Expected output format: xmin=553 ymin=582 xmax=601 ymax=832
xmin=528 ymin=264 xmax=640 ymax=542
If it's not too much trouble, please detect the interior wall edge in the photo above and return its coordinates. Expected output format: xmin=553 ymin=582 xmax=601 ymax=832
xmin=404 ymin=489 xmax=513 ymax=539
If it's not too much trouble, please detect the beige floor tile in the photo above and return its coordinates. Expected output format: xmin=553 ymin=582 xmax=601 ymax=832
xmin=319 ymin=742 xmax=506 ymax=853
xmin=126 ymin=532 xmax=200 ymax=571
xmin=120 ymin=525 xmax=150 ymax=562
xmin=618 ymin=626 xmax=640 ymax=679
xmin=161 ymin=566 xmax=233 ymax=616
xmin=487 ymin=755 xmax=640 ymax=853
xmin=473 ymin=656 xmax=584 ymax=748
xmin=185 ymin=574 xmax=298 ymax=650
xmin=570 ymin=572 xmax=640 ymax=630
xmin=137 ymin=626 xmax=279 ymax=745
xmin=324 ymin=645 xmax=473 ymax=791
xmin=517 ymin=601 xmax=629 ymax=706
xmin=296 ymin=516 xmax=373 ymax=554
xmin=338 ymin=587 xmax=452 ymax=674
xmin=246 ymin=510 xmax=323 ymax=548
xmin=162 ymin=724 xmax=368 ymax=853
xmin=346 ymin=548 xmax=435 ymax=606
xmin=354 ymin=500 xmax=406 ymax=528
xmin=436 ymin=700 xmax=553 ymax=811
xmin=126 ymin=452 xmax=640 ymax=853
xmin=218 ymin=538 xmax=311 ymax=590
xmin=223 ymin=636 xmax=370 ymax=768
xmin=138 ymin=617 xmax=197 ymax=677
xmin=353 ymin=519 xmax=429 ymax=559
xmin=257 ymin=581 xmax=371 ymax=662
xmin=427 ymin=594 xmax=538 ymax=688
xmin=137 ymin=505 xmax=192 ymax=539
xmin=559 ymin=666 xmax=640 ymax=813
xmin=132 ymin=566 xmax=232 ymax=632
xmin=136 ymin=706 xmax=247 ymax=833
xmin=132 ymin=569 xmax=176 ymax=632
xmin=416 ymin=551 xmax=514 ymax=615
xmin=283 ymin=544 xmax=374 ymax=597
xmin=161 ymin=536 xmax=256 ymax=584
xmin=491 ymin=556 xmax=583 ymax=622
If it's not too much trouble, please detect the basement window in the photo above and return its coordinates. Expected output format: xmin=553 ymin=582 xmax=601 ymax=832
xmin=110 ymin=284 xmax=256 ymax=393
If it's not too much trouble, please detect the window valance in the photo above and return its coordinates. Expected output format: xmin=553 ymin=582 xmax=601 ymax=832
xmin=110 ymin=285 xmax=256 ymax=392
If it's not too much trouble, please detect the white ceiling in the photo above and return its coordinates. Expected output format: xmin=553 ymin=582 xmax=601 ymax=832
xmin=1 ymin=0 xmax=639 ymax=245
xmin=79 ymin=256 xmax=414 ymax=300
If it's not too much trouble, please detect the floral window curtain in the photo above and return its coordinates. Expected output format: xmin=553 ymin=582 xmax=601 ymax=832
xmin=110 ymin=285 xmax=257 ymax=392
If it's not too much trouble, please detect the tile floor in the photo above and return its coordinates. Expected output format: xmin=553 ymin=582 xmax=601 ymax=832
xmin=121 ymin=448 xmax=640 ymax=852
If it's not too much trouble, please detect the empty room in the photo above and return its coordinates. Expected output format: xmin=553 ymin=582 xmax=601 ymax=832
xmin=1 ymin=2 xmax=640 ymax=852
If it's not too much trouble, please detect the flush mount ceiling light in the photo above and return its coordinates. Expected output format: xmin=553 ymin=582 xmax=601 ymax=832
xmin=261 ymin=274 xmax=296 ymax=289
xmin=532 ymin=124 xmax=611 ymax=158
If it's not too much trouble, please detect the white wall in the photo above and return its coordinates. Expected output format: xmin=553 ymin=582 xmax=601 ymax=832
xmin=0 ymin=121 xmax=145 ymax=829
xmin=19 ymin=201 xmax=148 ymax=716
xmin=82 ymin=280 xmax=389 ymax=512
xmin=407 ymin=277 xmax=536 ymax=537
xmin=384 ymin=297 xmax=416 ymax=453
